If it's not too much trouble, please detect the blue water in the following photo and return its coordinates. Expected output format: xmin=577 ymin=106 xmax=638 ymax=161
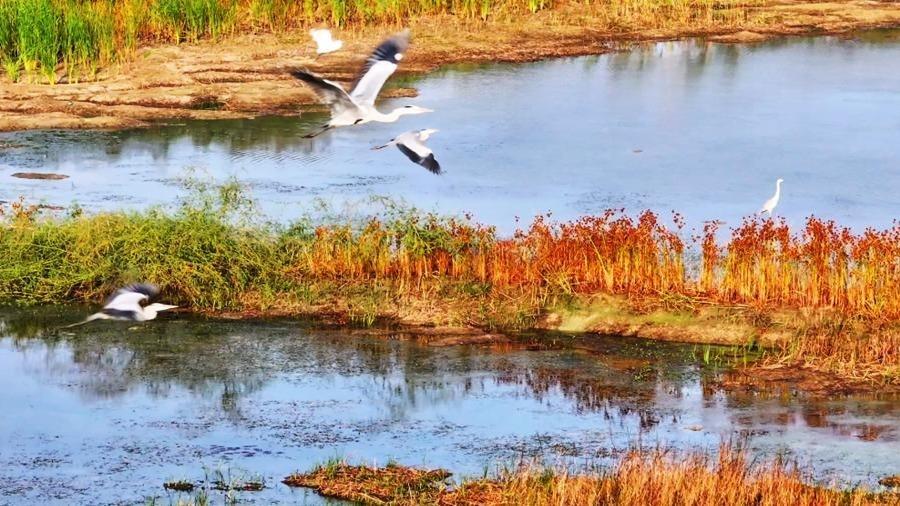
xmin=0 ymin=309 xmax=897 ymax=504
xmin=1 ymin=32 xmax=899 ymax=234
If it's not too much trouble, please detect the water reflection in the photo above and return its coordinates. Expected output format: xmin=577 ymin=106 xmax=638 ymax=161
xmin=2 ymin=32 xmax=899 ymax=233
xmin=1 ymin=306 xmax=898 ymax=504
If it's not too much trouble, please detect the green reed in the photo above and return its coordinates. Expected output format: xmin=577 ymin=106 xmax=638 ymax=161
xmin=150 ymin=0 xmax=237 ymax=43
xmin=14 ymin=0 xmax=62 ymax=82
xmin=61 ymin=0 xmax=115 ymax=81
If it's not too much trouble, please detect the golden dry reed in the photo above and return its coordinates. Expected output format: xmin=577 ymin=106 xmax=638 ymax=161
xmin=284 ymin=445 xmax=896 ymax=505
xmin=302 ymin=210 xmax=685 ymax=297
xmin=449 ymin=448 xmax=896 ymax=505
xmin=302 ymin=211 xmax=900 ymax=321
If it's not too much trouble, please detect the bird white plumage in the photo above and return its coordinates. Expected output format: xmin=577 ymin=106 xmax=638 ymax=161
xmin=372 ymin=128 xmax=441 ymax=175
xmin=758 ymin=178 xmax=784 ymax=216
xmin=291 ymin=30 xmax=432 ymax=138
xmin=64 ymin=283 xmax=177 ymax=327
xmin=309 ymin=29 xmax=343 ymax=56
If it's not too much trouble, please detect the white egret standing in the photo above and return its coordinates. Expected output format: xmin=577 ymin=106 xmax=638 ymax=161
xmin=64 ymin=283 xmax=177 ymax=327
xmin=758 ymin=178 xmax=784 ymax=216
xmin=372 ymin=129 xmax=441 ymax=174
xmin=291 ymin=29 xmax=432 ymax=138
xmin=309 ymin=29 xmax=342 ymax=56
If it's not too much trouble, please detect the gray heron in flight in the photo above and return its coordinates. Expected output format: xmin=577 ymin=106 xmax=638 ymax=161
xmin=372 ymin=129 xmax=441 ymax=174
xmin=310 ymin=28 xmax=342 ymax=56
xmin=65 ymin=283 xmax=177 ymax=327
xmin=291 ymin=29 xmax=432 ymax=138
xmin=758 ymin=178 xmax=784 ymax=216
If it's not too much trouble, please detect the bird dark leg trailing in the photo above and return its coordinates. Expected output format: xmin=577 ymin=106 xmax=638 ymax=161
xmin=303 ymin=125 xmax=333 ymax=139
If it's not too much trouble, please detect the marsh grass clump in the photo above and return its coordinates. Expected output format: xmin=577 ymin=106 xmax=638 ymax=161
xmin=282 ymin=459 xmax=452 ymax=503
xmin=284 ymin=446 xmax=895 ymax=505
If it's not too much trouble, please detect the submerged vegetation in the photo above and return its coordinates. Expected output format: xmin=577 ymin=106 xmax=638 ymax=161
xmin=0 ymin=181 xmax=897 ymax=384
xmin=283 ymin=446 xmax=898 ymax=505
xmin=0 ymin=0 xmax=760 ymax=82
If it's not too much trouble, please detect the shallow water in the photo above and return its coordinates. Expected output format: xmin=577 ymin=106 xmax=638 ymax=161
xmin=1 ymin=308 xmax=898 ymax=504
xmin=2 ymin=32 xmax=900 ymax=233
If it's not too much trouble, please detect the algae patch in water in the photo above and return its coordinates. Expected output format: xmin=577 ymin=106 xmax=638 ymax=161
xmin=162 ymin=479 xmax=195 ymax=492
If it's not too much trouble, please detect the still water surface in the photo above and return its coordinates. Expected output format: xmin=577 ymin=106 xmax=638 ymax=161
xmin=1 ymin=32 xmax=899 ymax=233
xmin=0 ymin=309 xmax=898 ymax=504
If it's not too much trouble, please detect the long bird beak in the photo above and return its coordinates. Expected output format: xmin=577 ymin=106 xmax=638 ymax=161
xmin=147 ymin=303 xmax=179 ymax=312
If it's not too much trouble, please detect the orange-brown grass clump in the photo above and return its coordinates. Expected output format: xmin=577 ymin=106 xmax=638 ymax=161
xmin=702 ymin=217 xmax=900 ymax=383
xmin=284 ymin=446 xmax=897 ymax=505
xmin=708 ymin=217 xmax=900 ymax=317
xmin=299 ymin=210 xmax=685 ymax=297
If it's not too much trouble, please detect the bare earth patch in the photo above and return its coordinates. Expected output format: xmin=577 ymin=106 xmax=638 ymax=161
xmin=1 ymin=0 xmax=899 ymax=131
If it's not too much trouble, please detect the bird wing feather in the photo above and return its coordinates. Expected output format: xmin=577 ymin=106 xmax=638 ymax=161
xmin=310 ymin=29 xmax=333 ymax=46
xmin=104 ymin=284 xmax=158 ymax=311
xmin=396 ymin=141 xmax=441 ymax=175
xmin=290 ymin=70 xmax=356 ymax=116
xmin=350 ymin=61 xmax=398 ymax=106
xmin=349 ymin=31 xmax=409 ymax=105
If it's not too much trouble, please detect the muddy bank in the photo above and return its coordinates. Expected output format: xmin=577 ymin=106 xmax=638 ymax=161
xmin=1 ymin=0 xmax=899 ymax=132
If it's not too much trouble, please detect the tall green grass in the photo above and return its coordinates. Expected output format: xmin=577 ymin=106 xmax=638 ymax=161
xmin=0 ymin=0 xmax=758 ymax=83
xmin=0 ymin=180 xmax=294 ymax=309
xmin=151 ymin=0 xmax=237 ymax=43
xmin=15 ymin=0 xmax=62 ymax=82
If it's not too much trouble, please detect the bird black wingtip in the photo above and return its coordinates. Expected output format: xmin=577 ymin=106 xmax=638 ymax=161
xmin=288 ymin=68 xmax=312 ymax=80
xmin=422 ymin=154 xmax=441 ymax=175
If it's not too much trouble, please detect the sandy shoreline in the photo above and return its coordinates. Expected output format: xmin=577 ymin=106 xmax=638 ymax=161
xmin=0 ymin=0 xmax=898 ymax=132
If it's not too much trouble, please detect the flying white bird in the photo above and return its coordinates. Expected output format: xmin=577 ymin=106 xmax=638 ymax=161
xmin=291 ymin=29 xmax=432 ymax=138
xmin=64 ymin=283 xmax=177 ymax=327
xmin=309 ymin=28 xmax=342 ymax=56
xmin=758 ymin=178 xmax=784 ymax=216
xmin=372 ymin=129 xmax=441 ymax=175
